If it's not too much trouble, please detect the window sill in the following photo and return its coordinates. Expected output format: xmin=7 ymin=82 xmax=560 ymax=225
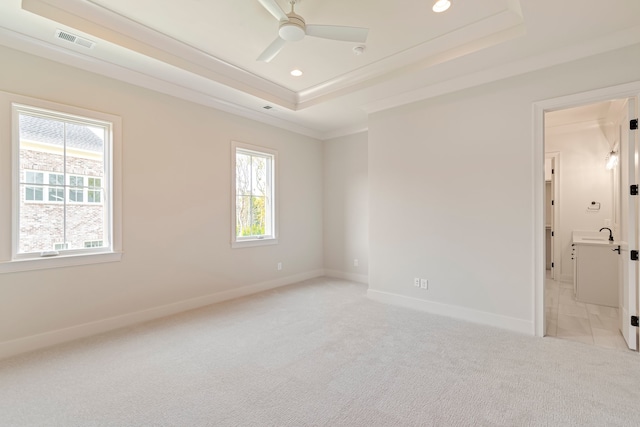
xmin=0 ymin=251 xmax=122 ymax=274
xmin=231 ymin=238 xmax=278 ymax=249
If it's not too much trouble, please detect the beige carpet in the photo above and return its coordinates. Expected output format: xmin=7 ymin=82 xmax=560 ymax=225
xmin=1 ymin=277 xmax=639 ymax=426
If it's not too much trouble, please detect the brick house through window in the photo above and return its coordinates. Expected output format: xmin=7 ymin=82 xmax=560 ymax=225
xmin=18 ymin=113 xmax=107 ymax=254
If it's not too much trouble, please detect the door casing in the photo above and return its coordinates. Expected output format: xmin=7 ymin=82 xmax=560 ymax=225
xmin=533 ymin=81 xmax=640 ymax=338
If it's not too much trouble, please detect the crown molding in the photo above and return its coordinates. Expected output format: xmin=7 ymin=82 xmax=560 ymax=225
xmin=22 ymin=0 xmax=298 ymax=109
xmin=363 ymin=25 xmax=640 ymax=115
xmin=0 ymin=26 xmax=324 ymax=139
xmin=320 ymin=123 xmax=368 ymax=141
xmin=23 ymin=0 xmax=525 ymax=113
xmin=297 ymin=3 xmax=525 ymax=108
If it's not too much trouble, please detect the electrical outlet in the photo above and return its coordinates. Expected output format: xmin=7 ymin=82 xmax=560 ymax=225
xmin=420 ymin=279 xmax=428 ymax=289
xmin=413 ymin=278 xmax=420 ymax=287
xmin=354 ymin=259 xmax=359 ymax=267
xmin=277 ymin=262 xmax=282 ymax=271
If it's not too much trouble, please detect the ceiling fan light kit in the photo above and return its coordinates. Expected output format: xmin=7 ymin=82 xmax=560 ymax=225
xmin=257 ymin=0 xmax=369 ymax=62
xmin=279 ymin=12 xmax=305 ymax=41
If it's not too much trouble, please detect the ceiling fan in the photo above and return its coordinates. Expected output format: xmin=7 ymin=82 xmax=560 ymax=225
xmin=256 ymin=0 xmax=369 ymax=62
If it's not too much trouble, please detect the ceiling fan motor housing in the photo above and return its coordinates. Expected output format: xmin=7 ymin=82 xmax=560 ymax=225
xmin=279 ymin=12 xmax=306 ymax=41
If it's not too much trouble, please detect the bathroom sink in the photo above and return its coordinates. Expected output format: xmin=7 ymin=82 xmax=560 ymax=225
xmin=572 ymin=236 xmax=611 ymax=245
xmin=572 ymin=231 xmax=614 ymax=245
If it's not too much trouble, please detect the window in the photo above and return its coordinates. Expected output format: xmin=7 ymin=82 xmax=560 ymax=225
xmin=0 ymin=92 xmax=122 ymax=273
xmin=231 ymin=141 xmax=277 ymax=248
xmin=22 ymin=171 xmax=102 ymax=205
xmin=69 ymin=175 xmax=84 ymax=203
xmin=25 ymin=171 xmax=44 ymax=201
xmin=48 ymin=173 xmax=64 ymax=202
xmin=84 ymin=240 xmax=103 ymax=248
xmin=88 ymin=177 xmax=101 ymax=203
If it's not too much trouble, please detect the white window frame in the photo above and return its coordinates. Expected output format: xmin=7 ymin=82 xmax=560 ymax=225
xmin=0 ymin=91 xmax=122 ymax=273
xmin=231 ymin=141 xmax=278 ymax=248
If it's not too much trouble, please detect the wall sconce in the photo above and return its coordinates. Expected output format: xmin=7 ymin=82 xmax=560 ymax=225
xmin=432 ymin=0 xmax=451 ymax=13
xmin=606 ymin=151 xmax=619 ymax=170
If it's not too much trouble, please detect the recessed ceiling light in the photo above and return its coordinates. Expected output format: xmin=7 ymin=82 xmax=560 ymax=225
xmin=432 ymin=0 xmax=451 ymax=13
xmin=290 ymin=69 xmax=303 ymax=77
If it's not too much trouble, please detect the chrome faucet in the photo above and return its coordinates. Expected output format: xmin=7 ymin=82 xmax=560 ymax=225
xmin=599 ymin=227 xmax=614 ymax=242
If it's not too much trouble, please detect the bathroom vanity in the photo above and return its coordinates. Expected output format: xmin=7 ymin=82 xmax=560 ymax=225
xmin=572 ymin=231 xmax=619 ymax=307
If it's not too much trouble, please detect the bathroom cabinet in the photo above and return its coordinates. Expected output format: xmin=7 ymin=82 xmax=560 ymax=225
xmin=573 ymin=243 xmax=618 ymax=307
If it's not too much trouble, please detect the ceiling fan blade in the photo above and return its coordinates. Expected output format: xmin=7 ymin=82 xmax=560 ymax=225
xmin=257 ymin=0 xmax=288 ymax=22
xmin=305 ymin=25 xmax=369 ymax=43
xmin=257 ymin=37 xmax=287 ymax=62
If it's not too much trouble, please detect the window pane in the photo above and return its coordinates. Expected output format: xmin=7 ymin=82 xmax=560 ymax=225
xmin=236 ymin=195 xmax=252 ymax=237
xmin=26 ymin=171 xmax=44 ymax=184
xmin=24 ymin=171 xmax=44 ymax=201
xmin=69 ymin=176 xmax=84 ymax=202
xmin=65 ymin=202 xmax=105 ymax=250
xmin=84 ymin=240 xmax=103 ymax=248
xmin=252 ymin=156 xmax=267 ymax=196
xmin=49 ymin=174 xmax=63 ymax=185
xmin=88 ymin=177 xmax=101 ymax=203
xmin=88 ymin=190 xmax=101 ymax=203
xmin=251 ymin=196 xmax=266 ymax=235
xmin=236 ymin=153 xmax=251 ymax=196
xmin=48 ymin=187 xmax=64 ymax=202
xmin=18 ymin=196 xmax=65 ymax=253
xmin=20 ymin=115 xmax=65 ymax=171
xmin=25 ymin=186 xmax=43 ymax=201
xmin=48 ymin=173 xmax=64 ymax=202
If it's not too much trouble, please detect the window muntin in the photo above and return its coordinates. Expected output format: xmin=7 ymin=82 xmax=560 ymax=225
xmin=14 ymin=106 xmax=111 ymax=257
xmin=232 ymin=142 xmax=277 ymax=247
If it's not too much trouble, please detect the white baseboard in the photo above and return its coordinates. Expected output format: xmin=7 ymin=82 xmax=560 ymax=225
xmin=0 ymin=269 xmax=324 ymax=360
xmin=367 ymin=289 xmax=534 ymax=335
xmin=323 ymin=269 xmax=368 ymax=284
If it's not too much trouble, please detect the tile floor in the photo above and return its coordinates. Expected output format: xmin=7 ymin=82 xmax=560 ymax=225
xmin=545 ymin=271 xmax=629 ymax=351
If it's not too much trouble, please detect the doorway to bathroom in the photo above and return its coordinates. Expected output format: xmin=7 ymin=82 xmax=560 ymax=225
xmin=534 ymin=82 xmax=640 ymax=351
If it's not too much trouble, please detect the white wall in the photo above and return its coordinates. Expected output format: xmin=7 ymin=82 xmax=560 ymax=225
xmin=323 ymin=132 xmax=369 ymax=283
xmin=0 ymin=46 xmax=324 ymax=356
xmin=546 ymin=124 xmax=614 ymax=282
xmin=367 ymin=44 xmax=640 ymax=334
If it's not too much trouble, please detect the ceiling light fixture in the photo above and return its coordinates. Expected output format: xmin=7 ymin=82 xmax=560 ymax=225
xmin=432 ymin=0 xmax=451 ymax=13
xmin=606 ymin=151 xmax=619 ymax=170
xmin=290 ymin=69 xmax=303 ymax=77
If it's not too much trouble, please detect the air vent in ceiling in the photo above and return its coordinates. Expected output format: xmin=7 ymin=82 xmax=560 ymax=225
xmin=55 ymin=29 xmax=95 ymax=49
